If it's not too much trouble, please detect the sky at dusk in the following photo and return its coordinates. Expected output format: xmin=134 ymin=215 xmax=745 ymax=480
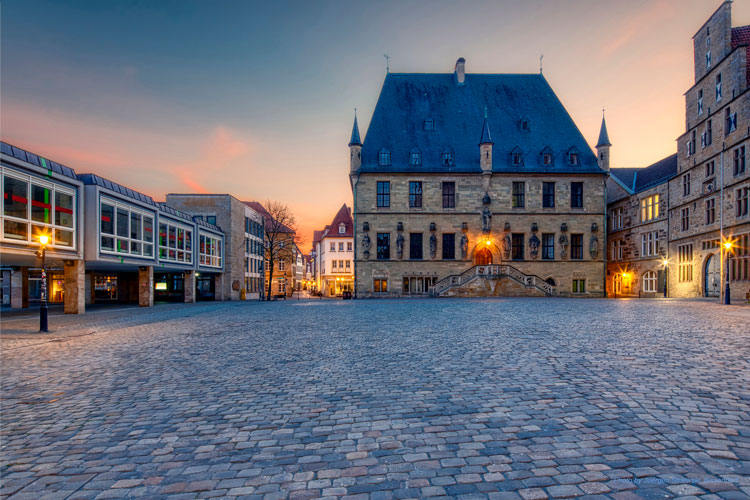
xmin=2 ymin=0 xmax=749 ymax=244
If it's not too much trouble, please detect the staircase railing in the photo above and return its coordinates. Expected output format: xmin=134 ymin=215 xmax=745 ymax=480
xmin=429 ymin=264 xmax=556 ymax=296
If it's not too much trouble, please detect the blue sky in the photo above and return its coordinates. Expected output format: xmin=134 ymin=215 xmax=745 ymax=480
xmin=2 ymin=0 xmax=747 ymax=240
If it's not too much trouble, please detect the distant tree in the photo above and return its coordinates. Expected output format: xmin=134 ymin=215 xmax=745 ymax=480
xmin=263 ymin=201 xmax=302 ymax=301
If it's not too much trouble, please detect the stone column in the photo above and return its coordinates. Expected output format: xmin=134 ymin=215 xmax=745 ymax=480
xmin=138 ymin=266 xmax=154 ymax=307
xmin=214 ymin=274 xmax=224 ymax=301
xmin=10 ymin=268 xmax=24 ymax=309
xmin=64 ymin=260 xmax=85 ymax=314
xmin=85 ymin=273 xmax=93 ymax=305
xmin=184 ymin=271 xmax=195 ymax=303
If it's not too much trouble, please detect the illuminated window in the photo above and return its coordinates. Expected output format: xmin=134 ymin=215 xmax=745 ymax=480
xmin=99 ymin=197 xmax=153 ymax=257
xmin=640 ymin=194 xmax=659 ymax=222
xmin=373 ymin=278 xmax=388 ymax=293
xmin=198 ymin=232 xmax=222 ymax=268
xmin=158 ymin=220 xmax=192 ymax=263
xmin=678 ymin=244 xmax=693 ymax=282
xmin=572 ymin=279 xmax=586 ymax=293
xmin=643 ymin=271 xmax=657 ymax=292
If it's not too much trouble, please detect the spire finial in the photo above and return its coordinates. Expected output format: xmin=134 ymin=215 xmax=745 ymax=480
xmin=384 ymin=54 xmax=390 ymax=74
xmin=484 ymin=106 xmax=488 ymax=119
xmin=539 ymin=53 xmax=543 ymax=74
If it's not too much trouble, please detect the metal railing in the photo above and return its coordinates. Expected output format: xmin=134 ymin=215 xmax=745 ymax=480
xmin=429 ymin=264 xmax=556 ymax=297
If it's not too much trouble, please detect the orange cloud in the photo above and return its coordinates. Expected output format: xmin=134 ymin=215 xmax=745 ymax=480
xmin=600 ymin=0 xmax=676 ymax=57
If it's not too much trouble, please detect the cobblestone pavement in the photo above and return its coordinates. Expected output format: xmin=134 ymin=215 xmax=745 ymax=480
xmin=1 ymin=298 xmax=750 ymax=500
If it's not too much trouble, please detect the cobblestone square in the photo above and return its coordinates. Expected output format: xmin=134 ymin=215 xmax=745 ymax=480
xmin=1 ymin=299 xmax=749 ymax=499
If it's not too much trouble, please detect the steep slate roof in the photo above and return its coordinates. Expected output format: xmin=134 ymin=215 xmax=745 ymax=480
xmin=349 ymin=114 xmax=362 ymax=146
xmin=78 ymin=173 xmax=157 ymax=206
xmin=1 ymin=142 xmax=78 ymax=180
xmin=321 ymin=204 xmax=353 ymax=238
xmin=610 ymin=154 xmax=678 ymax=194
xmin=244 ymin=201 xmax=295 ymax=234
xmin=360 ymin=72 xmax=602 ymax=174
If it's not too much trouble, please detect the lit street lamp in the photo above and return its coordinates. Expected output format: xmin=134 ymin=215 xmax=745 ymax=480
xmin=36 ymin=234 xmax=49 ymax=332
xmin=724 ymin=240 xmax=733 ymax=305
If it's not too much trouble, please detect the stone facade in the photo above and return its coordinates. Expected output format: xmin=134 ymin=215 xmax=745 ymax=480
xmin=667 ymin=0 xmax=750 ymax=302
xmin=165 ymin=194 xmax=250 ymax=301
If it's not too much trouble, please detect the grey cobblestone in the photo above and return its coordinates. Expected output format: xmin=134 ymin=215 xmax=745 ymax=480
xmin=1 ymin=298 xmax=749 ymax=499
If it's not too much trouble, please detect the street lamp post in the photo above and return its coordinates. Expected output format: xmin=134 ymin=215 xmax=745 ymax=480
xmin=36 ymin=234 xmax=49 ymax=332
xmin=724 ymin=241 xmax=732 ymax=305
xmin=662 ymin=259 xmax=669 ymax=298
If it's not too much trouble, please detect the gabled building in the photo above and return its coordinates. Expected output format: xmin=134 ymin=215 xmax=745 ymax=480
xmin=607 ymin=154 xmax=678 ymax=297
xmin=349 ymin=59 xmax=608 ymax=297
xmin=667 ymin=0 xmax=750 ymax=301
xmin=312 ymin=204 xmax=354 ymax=296
xmin=245 ymin=201 xmax=297 ymax=298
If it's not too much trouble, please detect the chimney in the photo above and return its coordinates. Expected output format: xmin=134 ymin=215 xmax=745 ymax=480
xmin=455 ymin=57 xmax=466 ymax=86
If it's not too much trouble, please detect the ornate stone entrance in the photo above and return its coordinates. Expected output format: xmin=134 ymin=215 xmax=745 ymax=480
xmin=475 ymin=247 xmax=492 ymax=265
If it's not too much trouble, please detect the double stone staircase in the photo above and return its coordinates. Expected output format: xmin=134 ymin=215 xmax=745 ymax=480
xmin=429 ymin=264 xmax=557 ymax=297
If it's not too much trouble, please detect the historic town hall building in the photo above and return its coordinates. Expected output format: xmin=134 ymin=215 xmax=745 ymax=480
xmin=349 ymin=59 xmax=609 ymax=297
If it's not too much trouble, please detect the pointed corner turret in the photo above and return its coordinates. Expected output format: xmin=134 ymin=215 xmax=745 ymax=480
xmin=596 ymin=110 xmax=611 ymax=171
xmin=349 ymin=109 xmax=362 ymax=174
xmin=348 ymin=110 xmax=362 ymax=147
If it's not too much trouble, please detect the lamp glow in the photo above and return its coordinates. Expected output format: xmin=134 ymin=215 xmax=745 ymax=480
xmin=39 ymin=234 xmax=49 ymax=245
xmin=724 ymin=241 xmax=732 ymax=250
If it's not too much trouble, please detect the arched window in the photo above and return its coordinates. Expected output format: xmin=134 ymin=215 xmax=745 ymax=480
xmin=442 ymin=148 xmax=455 ymax=166
xmin=378 ymin=148 xmax=391 ymax=166
xmin=545 ymin=277 xmax=556 ymax=287
xmin=409 ymin=148 xmax=422 ymax=166
xmin=643 ymin=271 xmax=657 ymax=292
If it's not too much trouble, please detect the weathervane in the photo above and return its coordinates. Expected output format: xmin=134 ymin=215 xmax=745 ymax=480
xmin=384 ymin=53 xmax=390 ymax=73
xmin=539 ymin=53 xmax=543 ymax=74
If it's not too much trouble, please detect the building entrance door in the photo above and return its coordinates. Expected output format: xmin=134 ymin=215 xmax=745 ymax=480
xmin=704 ymin=253 xmax=720 ymax=297
xmin=475 ymin=248 xmax=492 ymax=265
xmin=613 ymin=274 xmax=622 ymax=295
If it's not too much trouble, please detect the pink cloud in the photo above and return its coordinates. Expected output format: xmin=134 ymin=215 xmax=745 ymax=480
xmin=600 ymin=0 xmax=676 ymax=57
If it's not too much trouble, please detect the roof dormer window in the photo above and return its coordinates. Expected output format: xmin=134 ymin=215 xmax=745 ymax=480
xmin=378 ymin=147 xmax=391 ymax=166
xmin=510 ymin=146 xmax=524 ymax=166
xmin=423 ymin=118 xmax=434 ymax=131
xmin=567 ymin=148 xmax=579 ymax=166
xmin=409 ymin=148 xmax=422 ymax=166
xmin=442 ymin=148 xmax=455 ymax=166
xmin=520 ymin=118 xmax=530 ymax=131
xmin=540 ymin=146 xmax=554 ymax=166
xmin=339 ymin=223 xmax=346 ymax=234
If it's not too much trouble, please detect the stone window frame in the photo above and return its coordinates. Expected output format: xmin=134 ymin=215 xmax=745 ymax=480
xmin=642 ymin=271 xmax=657 ymax=293
xmin=512 ymin=181 xmax=525 ymax=208
xmin=408 ymin=181 xmax=423 ymax=208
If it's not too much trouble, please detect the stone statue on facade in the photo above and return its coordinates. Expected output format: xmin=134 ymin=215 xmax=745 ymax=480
xmin=529 ymin=233 xmax=540 ymax=260
xmin=396 ymin=233 xmax=404 ymax=259
xmin=460 ymin=233 xmax=469 ymax=260
xmin=482 ymin=207 xmax=492 ymax=233
xmin=362 ymin=233 xmax=371 ymax=260
xmin=589 ymin=234 xmax=599 ymax=259
xmin=430 ymin=233 xmax=437 ymax=259
xmin=558 ymin=233 xmax=568 ymax=260
xmin=502 ymin=233 xmax=511 ymax=260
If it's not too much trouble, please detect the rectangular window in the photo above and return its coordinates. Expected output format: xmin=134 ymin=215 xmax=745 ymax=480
xmin=681 ymin=207 xmax=690 ymax=231
xmin=442 ymin=233 xmax=455 ymax=260
xmin=339 ymin=242 xmax=344 ymax=251
xmin=99 ymin=198 xmax=153 ymax=257
xmin=707 ymin=119 xmax=712 ymax=146
xmin=376 ymin=181 xmax=390 ymax=208
xmin=641 ymin=231 xmax=659 ymax=257
xmin=542 ymin=182 xmax=555 ymax=208
xmin=198 ymin=232 xmax=222 ymax=268
xmin=377 ymin=233 xmax=390 ymax=260
xmin=698 ymin=89 xmax=703 ymax=115
xmin=572 ymin=279 xmax=586 ymax=293
xmin=716 ymin=73 xmax=722 ymax=101
xmin=511 ymin=233 xmax=524 ymax=260
xmin=347 ymin=241 xmax=353 ymax=251
xmin=641 ymin=194 xmax=659 ymax=222
xmin=278 ymin=259 xmax=285 ymax=271
xmin=570 ymin=182 xmax=583 ymax=208
xmin=206 ymin=215 xmax=217 ymax=225
xmin=542 ymin=233 xmax=554 ymax=260
xmin=512 ymin=182 xmax=525 ymax=208
xmin=611 ymin=207 xmax=623 ymax=230
xmin=737 ymin=187 xmax=749 ymax=217
xmin=726 ymin=107 xmax=737 ymax=134
xmin=409 ymin=233 xmax=423 ymax=260
xmin=706 ymin=160 xmax=715 ymax=177
xmin=332 ymin=260 xmax=337 ymax=269
xmin=330 ymin=242 xmax=335 ymax=251
xmin=683 ymin=173 xmax=691 ymax=196
xmin=734 ymin=145 xmax=746 ymax=176
xmin=373 ymin=278 xmax=388 ymax=293
xmin=31 ymin=185 xmax=52 ymax=224
xmin=706 ymin=198 xmax=715 ymax=224
xmin=408 ymin=181 xmax=423 ymax=208
xmin=571 ymin=234 xmax=583 ymax=260
xmin=678 ymin=244 xmax=693 ymax=282
xmin=442 ymin=182 xmax=456 ymax=208
xmin=158 ymin=220 xmax=193 ymax=263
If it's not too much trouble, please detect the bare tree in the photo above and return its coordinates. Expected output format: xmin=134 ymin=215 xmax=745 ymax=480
xmin=263 ymin=200 xmax=302 ymax=301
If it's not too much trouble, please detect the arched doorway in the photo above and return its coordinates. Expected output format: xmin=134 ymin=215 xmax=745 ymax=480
xmin=475 ymin=247 xmax=492 ymax=265
xmin=704 ymin=253 xmax=720 ymax=297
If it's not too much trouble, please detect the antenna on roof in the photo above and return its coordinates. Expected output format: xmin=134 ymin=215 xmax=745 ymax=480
xmin=384 ymin=54 xmax=390 ymax=73
xmin=539 ymin=53 xmax=544 ymax=74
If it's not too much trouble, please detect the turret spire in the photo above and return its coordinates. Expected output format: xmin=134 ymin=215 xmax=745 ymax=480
xmin=596 ymin=110 xmax=612 ymax=148
xmin=349 ymin=109 xmax=362 ymax=147
xmin=479 ymin=108 xmax=493 ymax=145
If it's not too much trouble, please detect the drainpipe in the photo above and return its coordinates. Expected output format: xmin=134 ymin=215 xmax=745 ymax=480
xmin=719 ymin=143 xmax=724 ymax=303
xmin=352 ymin=179 xmax=358 ymax=299
xmin=603 ymin=173 xmax=609 ymax=298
